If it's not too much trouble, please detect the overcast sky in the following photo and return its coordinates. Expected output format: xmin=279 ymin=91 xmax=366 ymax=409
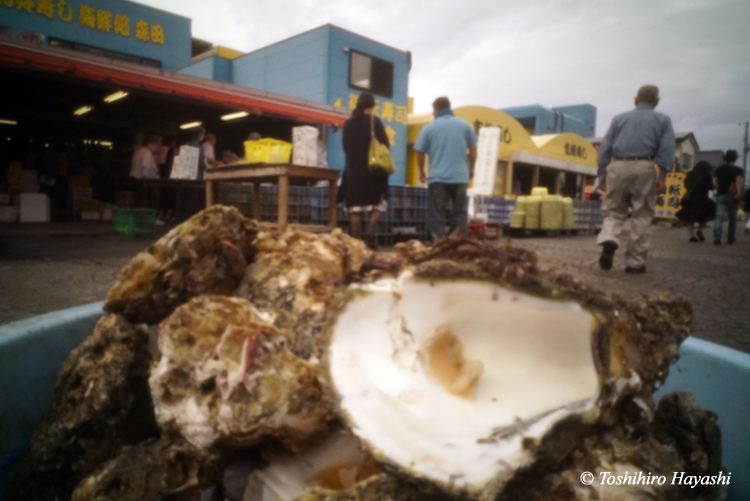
xmin=147 ymin=0 xmax=750 ymax=159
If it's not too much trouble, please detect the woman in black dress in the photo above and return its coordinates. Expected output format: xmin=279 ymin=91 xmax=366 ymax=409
xmin=340 ymin=92 xmax=390 ymax=248
xmin=676 ymin=161 xmax=716 ymax=242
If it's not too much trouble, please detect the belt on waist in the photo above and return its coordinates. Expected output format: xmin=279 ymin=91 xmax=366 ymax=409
xmin=612 ymin=156 xmax=654 ymax=161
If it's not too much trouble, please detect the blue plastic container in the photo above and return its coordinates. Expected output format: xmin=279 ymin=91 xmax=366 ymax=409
xmin=1 ymin=306 xmax=748 ymax=499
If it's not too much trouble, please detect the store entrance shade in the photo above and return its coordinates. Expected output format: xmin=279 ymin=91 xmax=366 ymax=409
xmin=0 ymin=38 xmax=349 ymax=126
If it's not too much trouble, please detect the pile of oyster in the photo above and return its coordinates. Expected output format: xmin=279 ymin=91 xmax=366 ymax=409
xmin=8 ymin=206 xmax=725 ymax=501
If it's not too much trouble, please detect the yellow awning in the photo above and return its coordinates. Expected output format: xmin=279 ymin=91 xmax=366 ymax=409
xmin=407 ymin=105 xmax=539 ymax=160
xmin=531 ymin=133 xmax=597 ymax=168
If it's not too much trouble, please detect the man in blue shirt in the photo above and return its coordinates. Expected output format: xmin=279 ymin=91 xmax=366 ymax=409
xmin=414 ymin=97 xmax=478 ymax=242
xmin=597 ymin=85 xmax=675 ymax=274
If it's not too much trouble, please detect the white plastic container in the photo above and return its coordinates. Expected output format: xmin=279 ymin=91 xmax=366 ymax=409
xmin=20 ymin=193 xmax=50 ymax=223
xmin=292 ymin=126 xmax=319 ymax=167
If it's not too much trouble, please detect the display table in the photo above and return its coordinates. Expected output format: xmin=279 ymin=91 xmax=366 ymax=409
xmin=204 ymin=163 xmax=339 ymax=233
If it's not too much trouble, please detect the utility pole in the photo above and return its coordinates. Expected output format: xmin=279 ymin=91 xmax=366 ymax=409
xmin=743 ymin=121 xmax=749 ymax=179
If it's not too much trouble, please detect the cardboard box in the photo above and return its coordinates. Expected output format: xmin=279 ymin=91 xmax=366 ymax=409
xmin=19 ymin=193 xmax=50 ymax=223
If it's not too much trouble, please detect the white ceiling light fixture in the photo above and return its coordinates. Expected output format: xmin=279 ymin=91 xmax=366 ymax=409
xmin=180 ymin=121 xmax=203 ymax=129
xmin=74 ymin=106 xmax=93 ymax=116
xmin=221 ymin=111 xmax=249 ymax=121
xmin=104 ymin=91 xmax=129 ymax=103
xmin=99 ymin=140 xmax=113 ymax=147
xmin=0 ymin=118 xmax=18 ymax=125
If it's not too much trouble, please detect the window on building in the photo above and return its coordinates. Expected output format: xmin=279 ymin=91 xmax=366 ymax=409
xmin=349 ymin=50 xmax=393 ymax=98
xmin=682 ymin=153 xmax=693 ymax=171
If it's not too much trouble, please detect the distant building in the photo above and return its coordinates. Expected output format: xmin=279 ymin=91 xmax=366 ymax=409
xmin=500 ymin=104 xmax=597 ymax=138
xmin=694 ymin=150 xmax=724 ymax=170
xmin=178 ymin=25 xmax=412 ymax=184
xmin=590 ymin=132 xmax=700 ymax=173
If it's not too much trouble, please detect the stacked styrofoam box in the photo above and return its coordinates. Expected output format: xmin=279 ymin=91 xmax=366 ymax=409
xmin=20 ymin=193 xmax=50 ymax=222
xmin=292 ymin=126 xmax=319 ymax=167
xmin=540 ymin=195 xmax=563 ymax=230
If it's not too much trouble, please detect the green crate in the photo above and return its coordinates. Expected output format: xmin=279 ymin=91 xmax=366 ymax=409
xmin=112 ymin=208 xmax=157 ymax=237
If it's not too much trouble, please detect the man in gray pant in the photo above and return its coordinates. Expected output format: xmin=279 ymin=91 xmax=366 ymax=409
xmin=596 ymin=85 xmax=675 ymax=274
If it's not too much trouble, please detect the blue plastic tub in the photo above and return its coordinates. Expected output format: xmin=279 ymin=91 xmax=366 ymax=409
xmin=1 ymin=305 xmax=749 ymax=499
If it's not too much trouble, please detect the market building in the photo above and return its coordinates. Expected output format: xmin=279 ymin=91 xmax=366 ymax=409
xmin=0 ymin=0 xmax=352 ymax=221
xmin=178 ymin=25 xmax=412 ymax=185
xmin=500 ymin=103 xmax=597 ymax=138
xmin=407 ymin=106 xmax=598 ymax=199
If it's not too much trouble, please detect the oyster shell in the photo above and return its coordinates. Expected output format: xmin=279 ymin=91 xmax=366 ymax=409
xmin=234 ymin=229 xmax=372 ymax=359
xmin=149 ymin=295 xmax=333 ymax=450
xmin=318 ymin=237 xmax=695 ymax=500
xmin=8 ymin=314 xmax=156 ymax=501
xmin=70 ymin=438 xmax=220 ymax=501
xmin=105 ymin=205 xmax=258 ymax=325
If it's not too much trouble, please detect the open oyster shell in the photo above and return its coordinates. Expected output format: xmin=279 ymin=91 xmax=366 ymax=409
xmin=105 ymin=205 xmax=258 ymax=324
xmin=315 ymin=237 xmax=694 ymax=500
xmin=149 ymin=295 xmax=333 ymax=451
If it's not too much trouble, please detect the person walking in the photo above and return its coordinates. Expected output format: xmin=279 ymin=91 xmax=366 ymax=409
xmin=339 ymin=92 xmax=390 ymax=249
xmin=414 ymin=96 xmax=478 ymax=242
xmin=675 ymin=161 xmax=715 ymax=242
xmin=596 ymin=85 xmax=675 ymax=274
xmin=712 ymin=150 xmax=744 ymax=245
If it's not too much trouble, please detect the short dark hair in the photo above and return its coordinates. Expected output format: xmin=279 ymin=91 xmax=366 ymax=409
xmin=356 ymin=92 xmax=376 ymax=111
xmin=725 ymin=150 xmax=738 ymax=163
xmin=692 ymin=161 xmax=712 ymax=177
xmin=432 ymin=96 xmax=451 ymax=111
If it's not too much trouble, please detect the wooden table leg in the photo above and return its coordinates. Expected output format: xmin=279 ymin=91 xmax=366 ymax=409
xmin=205 ymin=180 xmax=215 ymax=208
xmin=278 ymin=175 xmax=289 ymax=233
xmin=253 ymin=183 xmax=261 ymax=221
xmin=327 ymin=180 xmax=337 ymax=229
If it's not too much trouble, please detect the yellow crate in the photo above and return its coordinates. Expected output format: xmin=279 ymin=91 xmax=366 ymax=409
xmin=244 ymin=138 xmax=292 ymax=164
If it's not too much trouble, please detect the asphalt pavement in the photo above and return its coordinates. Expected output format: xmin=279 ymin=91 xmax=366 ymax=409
xmin=1 ymin=220 xmax=748 ymax=354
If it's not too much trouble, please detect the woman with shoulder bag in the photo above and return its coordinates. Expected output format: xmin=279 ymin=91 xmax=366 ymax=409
xmin=676 ymin=161 xmax=715 ymax=242
xmin=339 ymin=92 xmax=391 ymax=249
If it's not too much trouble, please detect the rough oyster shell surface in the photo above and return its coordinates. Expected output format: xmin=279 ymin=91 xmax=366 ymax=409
xmin=8 ymin=314 xmax=155 ymax=501
xmin=105 ymin=205 xmax=258 ymax=324
xmin=149 ymin=295 xmax=333 ymax=450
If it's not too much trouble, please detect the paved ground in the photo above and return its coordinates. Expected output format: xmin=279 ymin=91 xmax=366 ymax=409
xmin=1 ymin=220 xmax=748 ymax=354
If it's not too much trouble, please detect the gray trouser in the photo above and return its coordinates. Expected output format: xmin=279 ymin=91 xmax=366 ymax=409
xmin=596 ymin=159 xmax=656 ymax=268
xmin=427 ymin=183 xmax=468 ymax=241
xmin=713 ymin=194 xmax=739 ymax=242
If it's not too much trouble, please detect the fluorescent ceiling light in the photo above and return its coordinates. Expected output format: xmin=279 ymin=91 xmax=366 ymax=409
xmin=74 ymin=106 xmax=93 ymax=116
xmin=99 ymin=140 xmax=113 ymax=146
xmin=104 ymin=91 xmax=128 ymax=103
xmin=180 ymin=121 xmax=202 ymax=129
xmin=221 ymin=111 xmax=249 ymax=121
xmin=0 ymin=118 xmax=18 ymax=125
